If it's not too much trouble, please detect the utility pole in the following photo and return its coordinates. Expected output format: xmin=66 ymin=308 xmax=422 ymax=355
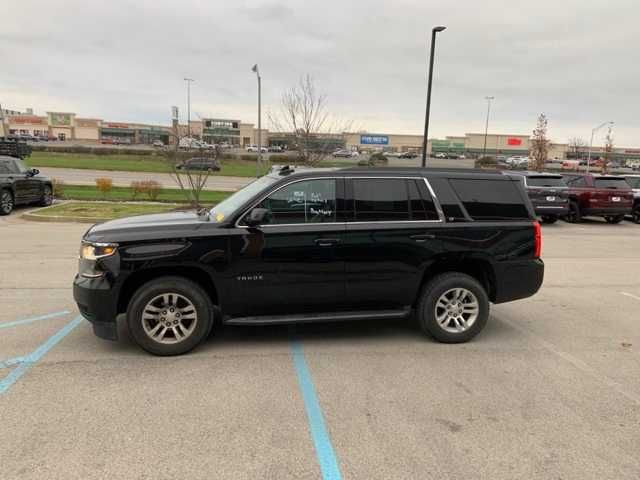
xmin=421 ymin=26 xmax=447 ymax=167
xmin=482 ymin=96 xmax=494 ymax=158
xmin=252 ymin=64 xmax=262 ymax=177
xmin=184 ymin=78 xmax=194 ymax=138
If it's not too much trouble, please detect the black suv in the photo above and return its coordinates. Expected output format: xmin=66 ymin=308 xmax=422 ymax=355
xmin=0 ymin=155 xmax=53 ymax=215
xmin=74 ymin=166 xmax=544 ymax=355
xmin=509 ymin=171 xmax=569 ymax=224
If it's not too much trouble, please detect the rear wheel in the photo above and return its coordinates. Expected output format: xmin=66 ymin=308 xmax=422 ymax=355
xmin=0 ymin=190 xmax=14 ymax=215
xmin=633 ymin=206 xmax=640 ymax=224
xmin=127 ymin=276 xmax=213 ymax=356
xmin=417 ymin=272 xmax=489 ymax=343
xmin=540 ymin=215 xmax=558 ymax=224
xmin=564 ymin=201 xmax=581 ymax=223
xmin=604 ymin=215 xmax=624 ymax=224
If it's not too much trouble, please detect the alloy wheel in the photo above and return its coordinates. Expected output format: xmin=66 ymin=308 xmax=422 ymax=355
xmin=434 ymin=288 xmax=480 ymax=333
xmin=0 ymin=191 xmax=13 ymax=214
xmin=141 ymin=293 xmax=198 ymax=344
xmin=43 ymin=186 xmax=53 ymax=205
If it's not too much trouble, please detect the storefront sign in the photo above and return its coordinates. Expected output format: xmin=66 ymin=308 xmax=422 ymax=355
xmin=507 ymin=137 xmax=523 ymax=146
xmin=50 ymin=113 xmax=72 ymax=126
xmin=11 ymin=116 xmax=46 ymax=125
xmin=105 ymin=123 xmax=130 ymax=129
xmin=360 ymin=135 xmax=389 ymax=145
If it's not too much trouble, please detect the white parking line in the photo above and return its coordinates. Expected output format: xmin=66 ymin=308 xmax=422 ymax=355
xmin=620 ymin=292 xmax=640 ymax=301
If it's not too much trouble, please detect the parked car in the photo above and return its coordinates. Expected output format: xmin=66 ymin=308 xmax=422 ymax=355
xmin=509 ymin=172 xmax=569 ymax=224
xmin=73 ymin=165 xmax=544 ymax=355
xmin=562 ymin=173 xmax=633 ymax=223
xmin=268 ymin=145 xmax=283 ymax=153
xmin=398 ymin=151 xmax=418 ymax=159
xmin=176 ymin=157 xmax=221 ymax=172
xmin=0 ymin=155 xmax=53 ymax=215
xmin=622 ymin=175 xmax=640 ymax=223
xmin=152 ymin=140 xmax=165 ymax=147
xmin=246 ymin=145 xmax=268 ymax=153
xmin=332 ymin=149 xmax=359 ymax=158
xmin=434 ymin=153 xmax=447 ymax=159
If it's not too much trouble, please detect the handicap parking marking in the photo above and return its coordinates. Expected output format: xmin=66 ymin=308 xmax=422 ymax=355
xmin=620 ymin=292 xmax=640 ymax=301
xmin=0 ymin=310 xmax=71 ymax=330
xmin=0 ymin=315 xmax=84 ymax=396
xmin=290 ymin=340 xmax=342 ymax=480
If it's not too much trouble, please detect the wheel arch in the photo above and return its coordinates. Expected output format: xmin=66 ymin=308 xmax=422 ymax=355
xmin=117 ymin=265 xmax=219 ymax=315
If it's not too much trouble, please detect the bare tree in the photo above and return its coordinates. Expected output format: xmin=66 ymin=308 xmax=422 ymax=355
xmin=270 ymin=75 xmax=350 ymax=166
xmin=530 ymin=113 xmax=551 ymax=172
xmin=602 ymin=126 xmax=614 ymax=175
xmin=160 ymin=129 xmax=220 ymax=210
xmin=568 ymin=136 xmax=587 ymax=159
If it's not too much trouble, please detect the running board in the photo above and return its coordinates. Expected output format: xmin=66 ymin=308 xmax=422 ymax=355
xmin=225 ymin=307 xmax=411 ymax=326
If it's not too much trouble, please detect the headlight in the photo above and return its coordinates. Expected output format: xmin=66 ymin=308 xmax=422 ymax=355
xmin=80 ymin=242 xmax=118 ymax=260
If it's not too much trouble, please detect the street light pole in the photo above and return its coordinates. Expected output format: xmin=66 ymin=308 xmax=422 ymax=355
xmin=482 ymin=96 xmax=494 ymax=158
xmin=251 ymin=64 xmax=262 ymax=177
xmin=184 ymin=78 xmax=194 ymax=138
xmin=586 ymin=121 xmax=614 ymax=173
xmin=421 ymin=25 xmax=447 ymax=168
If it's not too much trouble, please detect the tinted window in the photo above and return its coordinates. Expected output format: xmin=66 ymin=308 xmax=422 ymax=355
xmin=449 ymin=179 xmax=530 ymax=220
xmin=428 ymin=177 xmax=467 ymax=220
xmin=526 ymin=176 xmax=566 ymax=187
xmin=565 ymin=176 xmax=586 ymax=187
xmin=257 ymin=179 xmax=336 ymax=224
xmin=594 ymin=178 xmax=631 ymax=189
xmin=624 ymin=177 xmax=640 ymax=189
xmin=408 ymin=179 xmax=439 ymax=220
xmin=353 ymin=179 xmax=409 ymax=221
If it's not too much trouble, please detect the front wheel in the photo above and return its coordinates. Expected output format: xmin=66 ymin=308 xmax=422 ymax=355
xmin=0 ymin=190 xmax=14 ymax=215
xmin=417 ymin=272 xmax=490 ymax=343
xmin=541 ymin=215 xmax=558 ymax=224
xmin=127 ymin=276 xmax=214 ymax=356
xmin=633 ymin=207 xmax=640 ymax=224
xmin=40 ymin=185 xmax=53 ymax=206
xmin=604 ymin=215 xmax=624 ymax=224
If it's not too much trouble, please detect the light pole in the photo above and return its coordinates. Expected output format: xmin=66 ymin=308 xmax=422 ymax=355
xmin=586 ymin=121 xmax=614 ymax=173
xmin=251 ymin=64 xmax=262 ymax=177
xmin=421 ymin=25 xmax=447 ymax=168
xmin=184 ymin=78 xmax=194 ymax=138
xmin=482 ymin=96 xmax=494 ymax=158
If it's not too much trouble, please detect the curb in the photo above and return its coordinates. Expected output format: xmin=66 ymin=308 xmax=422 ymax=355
xmin=21 ymin=212 xmax=105 ymax=223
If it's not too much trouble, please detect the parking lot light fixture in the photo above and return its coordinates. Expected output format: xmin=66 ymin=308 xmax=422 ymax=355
xmin=184 ymin=78 xmax=195 ymax=138
xmin=422 ymin=26 xmax=447 ymax=168
xmin=586 ymin=121 xmax=614 ymax=173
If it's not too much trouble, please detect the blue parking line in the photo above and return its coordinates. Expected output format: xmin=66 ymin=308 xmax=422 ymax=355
xmin=0 ymin=310 xmax=70 ymax=330
xmin=290 ymin=340 xmax=342 ymax=480
xmin=0 ymin=315 xmax=84 ymax=396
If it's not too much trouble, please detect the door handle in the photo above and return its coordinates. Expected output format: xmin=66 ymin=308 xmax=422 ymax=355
xmin=410 ymin=234 xmax=436 ymax=242
xmin=314 ymin=238 xmax=340 ymax=247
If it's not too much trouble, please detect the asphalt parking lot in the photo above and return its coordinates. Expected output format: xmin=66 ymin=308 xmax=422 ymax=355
xmin=1 ymin=215 xmax=640 ymax=479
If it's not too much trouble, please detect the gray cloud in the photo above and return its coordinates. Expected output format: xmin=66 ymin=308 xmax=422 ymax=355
xmin=1 ymin=0 xmax=638 ymax=146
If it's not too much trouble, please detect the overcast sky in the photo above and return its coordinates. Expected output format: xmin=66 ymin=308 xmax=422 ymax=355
xmin=2 ymin=0 xmax=638 ymax=146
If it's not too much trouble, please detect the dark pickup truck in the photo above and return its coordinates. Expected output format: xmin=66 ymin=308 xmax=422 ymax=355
xmin=0 ymin=155 xmax=53 ymax=215
xmin=74 ymin=166 xmax=544 ymax=355
xmin=562 ymin=173 xmax=633 ymax=223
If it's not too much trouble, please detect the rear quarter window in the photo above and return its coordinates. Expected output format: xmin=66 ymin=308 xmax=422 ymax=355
xmin=448 ymin=178 xmax=530 ymax=220
xmin=594 ymin=178 xmax=631 ymax=189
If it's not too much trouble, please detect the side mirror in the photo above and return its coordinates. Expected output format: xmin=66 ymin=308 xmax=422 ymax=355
xmin=245 ymin=208 xmax=270 ymax=227
xmin=28 ymin=168 xmax=39 ymax=176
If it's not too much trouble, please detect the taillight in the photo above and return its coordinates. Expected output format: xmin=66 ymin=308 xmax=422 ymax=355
xmin=533 ymin=221 xmax=542 ymax=258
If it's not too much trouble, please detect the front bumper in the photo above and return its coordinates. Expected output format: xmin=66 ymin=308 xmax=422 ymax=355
xmin=73 ymin=274 xmax=119 ymax=340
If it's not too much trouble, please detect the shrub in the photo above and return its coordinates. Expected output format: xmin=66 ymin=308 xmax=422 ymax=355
xmin=51 ymin=178 xmax=65 ymax=199
xmin=95 ymin=177 xmax=113 ymax=198
xmin=475 ymin=156 xmax=498 ymax=168
xmin=131 ymin=180 xmax=162 ymax=201
xmin=369 ymin=152 xmax=389 ymax=165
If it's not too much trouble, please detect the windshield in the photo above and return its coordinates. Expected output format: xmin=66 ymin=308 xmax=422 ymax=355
xmin=594 ymin=178 xmax=631 ymax=189
xmin=209 ymin=175 xmax=278 ymax=222
xmin=526 ymin=176 xmax=566 ymax=188
xmin=624 ymin=177 xmax=640 ymax=189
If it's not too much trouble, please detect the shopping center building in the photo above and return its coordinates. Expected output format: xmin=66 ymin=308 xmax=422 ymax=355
xmin=1 ymin=106 xmax=638 ymax=162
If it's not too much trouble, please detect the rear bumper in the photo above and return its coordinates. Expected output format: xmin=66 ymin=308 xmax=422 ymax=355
xmin=493 ymin=259 xmax=544 ymax=304
xmin=533 ymin=204 xmax=569 ymax=216
xmin=582 ymin=206 xmax=632 ymax=216
xmin=73 ymin=274 xmax=119 ymax=340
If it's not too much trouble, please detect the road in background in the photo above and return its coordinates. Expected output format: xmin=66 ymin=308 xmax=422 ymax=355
xmin=1 ymin=215 xmax=640 ymax=479
xmin=37 ymin=167 xmax=251 ymax=191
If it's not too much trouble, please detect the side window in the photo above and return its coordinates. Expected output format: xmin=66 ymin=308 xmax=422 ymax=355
xmin=408 ymin=179 xmax=439 ymax=220
xmin=573 ymin=177 xmax=587 ymax=187
xmin=353 ymin=179 xmax=410 ymax=221
xmin=256 ymin=179 xmax=336 ymax=224
xmin=448 ymin=178 xmax=530 ymax=220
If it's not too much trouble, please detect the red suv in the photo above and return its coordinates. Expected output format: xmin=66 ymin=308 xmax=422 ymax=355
xmin=562 ymin=173 xmax=633 ymax=223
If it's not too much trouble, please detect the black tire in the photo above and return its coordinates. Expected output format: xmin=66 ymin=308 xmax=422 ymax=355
xmin=0 ymin=189 xmax=14 ymax=215
xmin=416 ymin=272 xmax=490 ymax=343
xmin=604 ymin=215 xmax=624 ymax=224
xmin=632 ymin=206 xmax=640 ymax=224
xmin=564 ymin=201 xmax=581 ymax=223
xmin=541 ymin=215 xmax=558 ymax=224
xmin=40 ymin=185 xmax=53 ymax=206
xmin=127 ymin=276 xmax=214 ymax=356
